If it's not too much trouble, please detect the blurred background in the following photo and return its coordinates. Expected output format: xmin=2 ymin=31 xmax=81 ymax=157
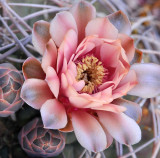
xmin=0 ymin=0 xmax=160 ymax=158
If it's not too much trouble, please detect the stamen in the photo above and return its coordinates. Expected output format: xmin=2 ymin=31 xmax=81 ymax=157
xmin=76 ymin=55 xmax=106 ymax=94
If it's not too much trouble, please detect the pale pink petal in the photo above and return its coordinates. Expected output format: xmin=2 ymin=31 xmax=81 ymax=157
xmin=70 ymin=0 xmax=96 ymax=43
xmin=73 ymin=80 xmax=85 ymax=92
xmin=46 ymin=66 xmax=60 ymax=98
xmin=128 ymin=63 xmax=160 ymax=98
xmin=85 ymin=17 xmax=118 ymax=39
xmin=91 ymin=87 xmax=113 ymax=103
xmin=61 ymin=74 xmax=78 ymax=97
xmin=119 ymin=69 xmax=137 ymax=86
xmin=112 ymin=83 xmax=130 ymax=99
xmin=69 ymin=96 xmax=102 ymax=108
xmin=61 ymin=58 xmax=68 ymax=74
xmin=69 ymin=96 xmax=92 ymax=108
xmin=21 ymin=79 xmax=53 ymax=109
xmin=100 ymin=43 xmax=120 ymax=67
xmin=113 ymin=69 xmax=137 ymax=99
xmin=112 ymin=98 xmax=142 ymax=123
xmin=119 ymin=47 xmax=130 ymax=70
xmin=41 ymin=39 xmax=57 ymax=72
xmin=75 ymin=35 xmax=103 ymax=55
xmin=67 ymin=61 xmax=77 ymax=77
xmin=61 ymin=73 xmax=68 ymax=90
xmin=32 ymin=20 xmax=50 ymax=55
xmin=103 ymin=128 xmax=113 ymax=148
xmin=65 ymin=86 xmax=78 ymax=98
xmin=108 ymin=61 xmax=128 ymax=89
xmin=118 ymin=34 xmax=135 ymax=62
xmin=108 ymin=11 xmax=131 ymax=35
xmin=74 ymin=42 xmax=95 ymax=61
xmin=50 ymin=11 xmax=77 ymax=47
xmin=99 ymin=81 xmax=114 ymax=91
xmin=97 ymin=111 xmax=141 ymax=145
xmin=65 ymin=68 xmax=84 ymax=91
xmin=65 ymin=62 xmax=85 ymax=90
xmin=65 ymin=71 xmax=74 ymax=86
xmin=62 ymin=30 xmax=77 ymax=62
xmin=41 ymin=99 xmax=67 ymax=129
xmin=97 ymin=87 xmax=113 ymax=103
xmin=91 ymin=103 xmax=126 ymax=113
xmin=72 ymin=111 xmax=107 ymax=152
xmin=69 ymin=94 xmax=107 ymax=108
xmin=57 ymin=29 xmax=77 ymax=73
xmin=22 ymin=57 xmax=45 ymax=80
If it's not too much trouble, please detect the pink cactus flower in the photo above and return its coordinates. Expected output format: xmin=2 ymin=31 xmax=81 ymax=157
xmin=18 ymin=118 xmax=65 ymax=157
xmin=21 ymin=1 xmax=160 ymax=152
xmin=0 ymin=63 xmax=24 ymax=117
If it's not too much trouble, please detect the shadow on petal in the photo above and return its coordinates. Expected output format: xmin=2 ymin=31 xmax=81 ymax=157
xmin=108 ymin=10 xmax=131 ymax=35
xmin=32 ymin=20 xmax=50 ymax=55
xmin=22 ymin=57 xmax=45 ymax=80
xmin=112 ymin=98 xmax=142 ymax=123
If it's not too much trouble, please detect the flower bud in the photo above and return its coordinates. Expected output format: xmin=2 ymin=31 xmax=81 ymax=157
xmin=18 ymin=118 xmax=65 ymax=157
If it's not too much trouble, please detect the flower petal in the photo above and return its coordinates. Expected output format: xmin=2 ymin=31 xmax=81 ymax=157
xmin=119 ymin=69 xmax=137 ymax=86
xmin=72 ymin=111 xmax=107 ymax=152
xmin=41 ymin=99 xmax=67 ymax=129
xmin=97 ymin=111 xmax=141 ymax=145
xmin=21 ymin=79 xmax=53 ymax=109
xmin=46 ymin=66 xmax=59 ymax=98
xmin=69 ymin=96 xmax=94 ymax=108
xmin=100 ymin=42 xmax=120 ymax=67
xmin=112 ymin=98 xmax=142 ymax=123
xmin=116 ymin=69 xmax=138 ymax=96
xmin=118 ymin=34 xmax=135 ymax=62
xmin=70 ymin=0 xmax=96 ymax=43
xmin=74 ymin=41 xmax=95 ymax=61
xmin=59 ymin=115 xmax=73 ymax=132
xmin=91 ymin=103 xmax=126 ymax=113
xmin=103 ymin=128 xmax=113 ymax=148
xmin=57 ymin=29 xmax=77 ymax=72
xmin=32 ymin=20 xmax=50 ymax=55
xmin=41 ymin=39 xmax=57 ymax=72
xmin=108 ymin=10 xmax=131 ymax=35
xmin=50 ymin=11 xmax=77 ymax=47
xmin=112 ymin=83 xmax=130 ymax=99
xmin=128 ymin=63 xmax=160 ymax=98
xmin=85 ymin=17 xmax=118 ymax=39
xmin=22 ymin=57 xmax=45 ymax=80
xmin=73 ymin=80 xmax=85 ymax=92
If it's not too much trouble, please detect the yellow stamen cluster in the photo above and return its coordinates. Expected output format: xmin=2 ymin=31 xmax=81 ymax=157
xmin=76 ymin=55 xmax=105 ymax=94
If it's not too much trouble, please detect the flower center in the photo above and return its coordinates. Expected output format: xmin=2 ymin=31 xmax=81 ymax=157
xmin=76 ymin=55 xmax=105 ymax=94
